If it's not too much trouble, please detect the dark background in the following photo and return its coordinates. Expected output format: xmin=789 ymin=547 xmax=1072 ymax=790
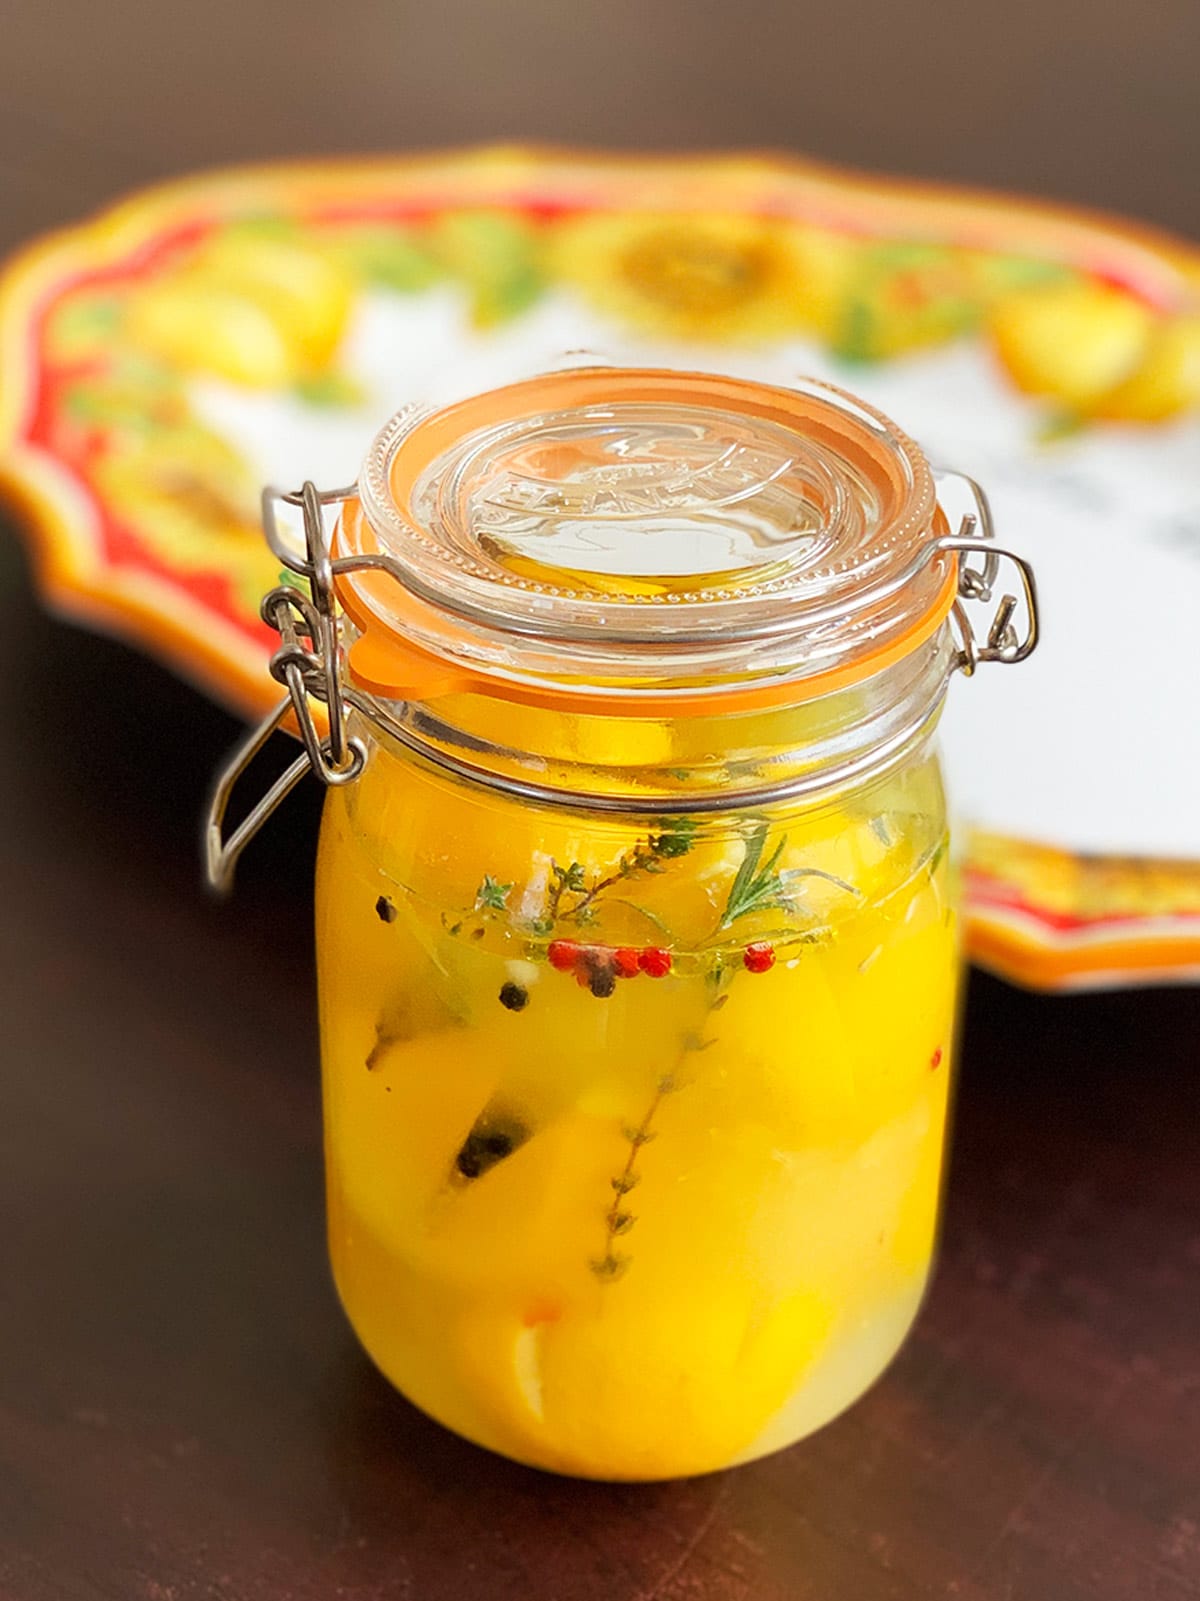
xmin=2 ymin=4 xmax=1199 ymax=1599
xmin=5 ymin=0 xmax=1200 ymax=245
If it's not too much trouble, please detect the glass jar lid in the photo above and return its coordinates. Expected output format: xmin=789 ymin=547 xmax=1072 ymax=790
xmin=335 ymin=368 xmax=956 ymax=709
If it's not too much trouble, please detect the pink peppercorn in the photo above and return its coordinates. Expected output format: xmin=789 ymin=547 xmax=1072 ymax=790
xmin=547 ymin=939 xmax=580 ymax=972
xmin=639 ymin=947 xmax=673 ymax=978
xmin=743 ymin=943 xmax=776 ymax=974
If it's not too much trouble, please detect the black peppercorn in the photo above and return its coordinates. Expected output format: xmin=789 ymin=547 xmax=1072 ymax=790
xmin=454 ymin=1107 xmax=530 ymax=1180
xmin=589 ymin=965 xmax=617 ymax=999
xmin=375 ymin=895 xmax=397 ymax=923
xmin=499 ymin=981 xmax=529 ymax=1011
xmin=456 ymin=1129 xmax=514 ymax=1178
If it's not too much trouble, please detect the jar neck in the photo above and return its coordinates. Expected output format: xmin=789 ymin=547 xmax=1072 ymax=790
xmin=348 ymin=627 xmax=957 ymax=816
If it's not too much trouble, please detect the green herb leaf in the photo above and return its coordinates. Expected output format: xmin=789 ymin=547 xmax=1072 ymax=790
xmin=719 ymin=822 xmax=866 ymax=929
xmin=431 ymin=211 xmax=545 ymax=326
xmin=539 ymin=828 xmax=700 ymax=930
xmin=339 ymin=225 xmax=443 ymax=292
xmin=724 ymin=820 xmax=766 ymax=914
xmin=648 ymin=817 xmax=697 ymax=859
xmin=475 ymin=874 xmax=513 ymax=912
xmin=720 ymin=821 xmax=792 ymax=927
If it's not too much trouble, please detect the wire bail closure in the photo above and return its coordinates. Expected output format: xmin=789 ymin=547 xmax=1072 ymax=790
xmin=934 ymin=471 xmax=1040 ymax=676
xmin=205 ymin=480 xmax=366 ymax=895
xmin=203 ymin=471 xmax=1039 ymax=895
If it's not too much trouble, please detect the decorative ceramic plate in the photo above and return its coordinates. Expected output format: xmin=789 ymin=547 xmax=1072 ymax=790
xmin=2 ymin=147 xmax=1198 ymax=990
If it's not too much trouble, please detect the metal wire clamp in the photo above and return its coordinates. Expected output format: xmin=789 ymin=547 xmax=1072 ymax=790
xmin=934 ymin=471 xmax=1040 ymax=677
xmin=205 ymin=481 xmax=366 ymax=894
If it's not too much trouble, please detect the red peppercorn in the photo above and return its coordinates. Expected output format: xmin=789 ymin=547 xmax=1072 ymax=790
xmin=613 ymin=947 xmax=641 ymax=979
xmin=930 ymin=1047 xmax=943 ymax=1071
xmin=547 ymin=939 xmax=580 ymax=971
xmin=743 ymin=943 xmax=776 ymax=974
xmin=639 ymin=947 xmax=673 ymax=978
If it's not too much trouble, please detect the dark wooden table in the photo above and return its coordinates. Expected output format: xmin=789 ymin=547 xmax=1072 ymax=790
xmin=2 ymin=6 xmax=1199 ymax=1596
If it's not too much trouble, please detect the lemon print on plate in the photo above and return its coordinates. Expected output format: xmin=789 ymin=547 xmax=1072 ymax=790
xmin=126 ymin=228 xmax=355 ymax=388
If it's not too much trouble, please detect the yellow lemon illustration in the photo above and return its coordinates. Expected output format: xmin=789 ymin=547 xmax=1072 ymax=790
xmin=428 ymin=210 xmax=544 ymax=326
xmin=128 ymin=281 xmax=298 ymax=387
xmin=1094 ymin=313 xmax=1200 ymax=421
xmin=127 ymin=231 xmax=354 ymax=386
xmin=988 ymin=279 xmax=1155 ymax=410
xmin=195 ymin=233 xmax=354 ymax=367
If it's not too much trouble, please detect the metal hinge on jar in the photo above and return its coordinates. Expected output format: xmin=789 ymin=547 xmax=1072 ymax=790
xmin=205 ymin=472 xmax=1039 ymax=894
xmin=935 ymin=471 xmax=1040 ymax=676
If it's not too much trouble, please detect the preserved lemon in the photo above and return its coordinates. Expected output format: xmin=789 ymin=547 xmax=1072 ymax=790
xmin=317 ymin=734 xmax=958 ymax=1479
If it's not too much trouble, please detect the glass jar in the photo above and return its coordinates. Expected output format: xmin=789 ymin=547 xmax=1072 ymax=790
xmin=208 ymin=368 xmax=1038 ymax=1481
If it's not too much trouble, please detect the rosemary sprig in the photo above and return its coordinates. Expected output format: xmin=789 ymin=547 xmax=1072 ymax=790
xmin=718 ymin=819 xmax=861 ymax=931
xmin=719 ymin=820 xmax=789 ymax=928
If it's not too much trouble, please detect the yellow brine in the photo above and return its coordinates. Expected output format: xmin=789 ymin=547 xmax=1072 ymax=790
xmin=317 ymin=730 xmax=958 ymax=1480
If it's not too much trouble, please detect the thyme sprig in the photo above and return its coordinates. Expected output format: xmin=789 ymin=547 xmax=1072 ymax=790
xmin=591 ymin=1071 xmax=678 ymax=1282
xmin=539 ymin=819 xmax=697 ymax=931
xmin=474 ymin=875 xmax=513 ymax=912
xmin=591 ymin=959 xmax=737 ymax=1283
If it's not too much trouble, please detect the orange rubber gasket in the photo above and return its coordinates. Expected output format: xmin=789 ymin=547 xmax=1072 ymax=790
xmin=336 ymin=503 xmax=958 ymax=714
xmin=334 ymin=369 xmax=956 ymax=716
